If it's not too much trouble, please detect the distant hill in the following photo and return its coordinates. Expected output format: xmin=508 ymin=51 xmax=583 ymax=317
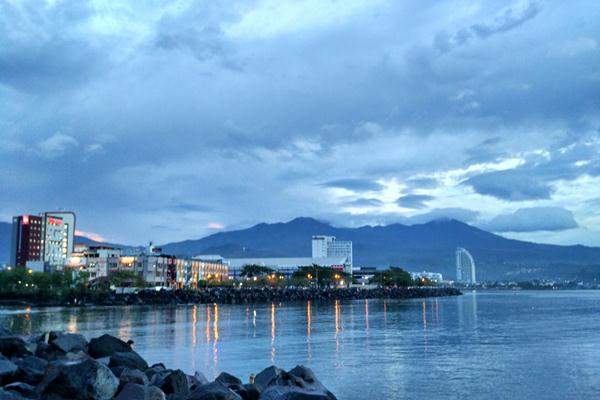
xmin=160 ymin=217 xmax=600 ymax=281
xmin=3 ymin=218 xmax=600 ymax=280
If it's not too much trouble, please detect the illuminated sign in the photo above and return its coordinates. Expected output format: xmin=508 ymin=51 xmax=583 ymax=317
xmin=23 ymin=215 xmax=29 ymax=225
xmin=47 ymin=217 xmax=63 ymax=225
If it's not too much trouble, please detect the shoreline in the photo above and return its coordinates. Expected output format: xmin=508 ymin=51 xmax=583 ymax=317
xmin=0 ymin=286 xmax=461 ymax=308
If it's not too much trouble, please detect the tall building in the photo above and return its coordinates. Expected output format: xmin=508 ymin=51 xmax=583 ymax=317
xmin=456 ymin=247 xmax=476 ymax=284
xmin=10 ymin=211 xmax=76 ymax=272
xmin=311 ymin=235 xmax=353 ymax=274
xmin=10 ymin=215 xmax=44 ymax=268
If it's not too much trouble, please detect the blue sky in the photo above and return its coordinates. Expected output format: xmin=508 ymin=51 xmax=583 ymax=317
xmin=1 ymin=0 xmax=599 ymax=246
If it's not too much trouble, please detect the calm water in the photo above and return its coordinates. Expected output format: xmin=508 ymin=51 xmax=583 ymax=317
xmin=2 ymin=291 xmax=600 ymax=399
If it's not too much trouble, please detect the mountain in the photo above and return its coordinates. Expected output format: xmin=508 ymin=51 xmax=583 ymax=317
xmin=160 ymin=217 xmax=600 ymax=281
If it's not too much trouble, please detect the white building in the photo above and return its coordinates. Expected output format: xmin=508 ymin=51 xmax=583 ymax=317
xmin=312 ymin=236 xmax=353 ymax=274
xmin=410 ymin=271 xmax=444 ymax=284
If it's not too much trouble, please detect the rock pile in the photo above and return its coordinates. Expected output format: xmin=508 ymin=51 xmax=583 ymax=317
xmin=101 ymin=286 xmax=462 ymax=306
xmin=0 ymin=331 xmax=337 ymax=400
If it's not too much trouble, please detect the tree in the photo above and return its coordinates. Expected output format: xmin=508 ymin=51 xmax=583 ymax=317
xmin=109 ymin=271 xmax=145 ymax=288
xmin=240 ymin=264 xmax=274 ymax=278
xmin=372 ymin=267 xmax=414 ymax=287
xmin=291 ymin=265 xmax=350 ymax=287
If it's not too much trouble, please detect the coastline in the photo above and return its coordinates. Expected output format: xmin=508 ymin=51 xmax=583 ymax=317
xmin=0 ymin=286 xmax=461 ymax=308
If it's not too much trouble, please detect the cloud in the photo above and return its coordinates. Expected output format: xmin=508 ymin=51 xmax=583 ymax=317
xmin=396 ymin=194 xmax=434 ymax=209
xmin=344 ymin=198 xmax=384 ymax=207
xmin=471 ymin=2 xmax=541 ymax=38
xmin=406 ymin=208 xmax=480 ymax=224
xmin=37 ymin=134 xmax=79 ymax=159
xmin=321 ymin=178 xmax=384 ymax=192
xmin=465 ymin=170 xmax=553 ymax=201
xmin=75 ymin=229 xmax=106 ymax=243
xmin=434 ymin=2 xmax=542 ymax=52
xmin=482 ymin=207 xmax=578 ymax=232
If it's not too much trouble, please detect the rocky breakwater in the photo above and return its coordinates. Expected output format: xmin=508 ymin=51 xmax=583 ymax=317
xmin=0 ymin=329 xmax=337 ymax=400
xmin=102 ymin=286 xmax=462 ymax=306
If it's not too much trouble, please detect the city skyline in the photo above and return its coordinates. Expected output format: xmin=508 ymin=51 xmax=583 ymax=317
xmin=1 ymin=1 xmax=599 ymax=246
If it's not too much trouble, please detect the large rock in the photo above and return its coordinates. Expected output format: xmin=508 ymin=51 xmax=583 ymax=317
xmin=0 ymin=388 xmax=27 ymax=400
xmin=115 ymin=382 xmax=166 ymax=400
xmin=158 ymin=369 xmax=190 ymax=397
xmin=51 ymin=333 xmax=88 ymax=353
xmin=254 ymin=366 xmax=336 ymax=400
xmin=188 ymin=381 xmax=242 ymax=400
xmin=235 ymin=383 xmax=261 ymax=400
xmin=215 ymin=372 xmax=243 ymax=389
xmin=109 ymin=350 xmax=149 ymax=371
xmin=0 ymin=358 xmax=18 ymax=385
xmin=188 ymin=371 xmax=209 ymax=391
xmin=2 ymin=382 xmax=36 ymax=398
xmin=259 ymin=386 xmax=336 ymax=400
xmin=119 ymin=367 xmax=149 ymax=387
xmin=37 ymin=358 xmax=119 ymax=400
xmin=254 ymin=366 xmax=283 ymax=390
xmin=0 ymin=337 xmax=31 ymax=358
xmin=15 ymin=355 xmax=48 ymax=384
xmin=88 ymin=334 xmax=132 ymax=358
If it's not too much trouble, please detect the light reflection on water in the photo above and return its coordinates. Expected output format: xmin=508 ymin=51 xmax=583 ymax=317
xmin=2 ymin=291 xmax=600 ymax=399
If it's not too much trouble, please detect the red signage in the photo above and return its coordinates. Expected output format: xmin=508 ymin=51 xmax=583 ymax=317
xmin=47 ymin=217 xmax=63 ymax=225
xmin=23 ymin=215 xmax=29 ymax=225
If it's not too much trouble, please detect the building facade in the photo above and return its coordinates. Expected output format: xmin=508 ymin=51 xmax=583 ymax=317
xmin=10 ymin=215 xmax=44 ymax=268
xmin=10 ymin=211 xmax=76 ymax=272
xmin=311 ymin=236 xmax=353 ymax=274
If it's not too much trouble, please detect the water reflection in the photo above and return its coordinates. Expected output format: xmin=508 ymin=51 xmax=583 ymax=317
xmin=307 ymin=300 xmax=312 ymax=360
xmin=271 ymin=303 xmax=276 ymax=363
xmin=192 ymin=305 xmax=197 ymax=347
xmin=422 ymin=301 xmax=427 ymax=351
xmin=365 ymin=299 xmax=369 ymax=332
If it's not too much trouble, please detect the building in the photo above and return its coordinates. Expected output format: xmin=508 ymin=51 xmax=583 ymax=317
xmin=66 ymin=245 xmax=121 ymax=280
xmin=456 ymin=247 xmax=476 ymax=284
xmin=410 ymin=271 xmax=444 ymax=284
xmin=10 ymin=211 xmax=76 ymax=272
xmin=311 ymin=235 xmax=353 ymax=274
xmin=221 ymin=256 xmax=348 ymax=279
xmin=10 ymin=215 xmax=44 ymax=269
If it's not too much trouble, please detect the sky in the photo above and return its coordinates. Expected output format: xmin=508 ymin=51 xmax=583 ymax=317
xmin=1 ymin=0 xmax=599 ymax=246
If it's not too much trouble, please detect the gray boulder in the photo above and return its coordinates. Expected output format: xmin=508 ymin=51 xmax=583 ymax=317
xmin=120 ymin=367 xmax=150 ymax=387
xmin=215 ymin=372 xmax=242 ymax=389
xmin=109 ymin=350 xmax=149 ymax=371
xmin=157 ymin=369 xmax=190 ymax=397
xmin=37 ymin=358 xmax=119 ymax=400
xmin=15 ymin=355 xmax=48 ymax=384
xmin=0 ymin=358 xmax=18 ymax=385
xmin=188 ymin=381 xmax=242 ymax=400
xmin=235 ymin=383 xmax=261 ymax=400
xmin=0 ymin=388 xmax=27 ymax=400
xmin=115 ymin=382 xmax=166 ymax=400
xmin=259 ymin=386 xmax=336 ymax=400
xmin=88 ymin=334 xmax=132 ymax=358
xmin=187 ymin=371 xmax=209 ymax=391
xmin=2 ymin=382 xmax=36 ymax=398
xmin=254 ymin=366 xmax=283 ymax=390
xmin=0 ymin=337 xmax=31 ymax=358
xmin=51 ymin=333 xmax=88 ymax=353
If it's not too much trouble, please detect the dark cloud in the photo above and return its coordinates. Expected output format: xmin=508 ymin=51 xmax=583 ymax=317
xmin=321 ymin=179 xmax=384 ymax=192
xmin=482 ymin=207 xmax=578 ymax=232
xmin=405 ymin=177 xmax=439 ymax=189
xmin=396 ymin=194 xmax=435 ymax=209
xmin=406 ymin=208 xmax=480 ymax=224
xmin=435 ymin=2 xmax=542 ymax=52
xmin=465 ymin=170 xmax=553 ymax=201
xmin=465 ymin=135 xmax=600 ymax=201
